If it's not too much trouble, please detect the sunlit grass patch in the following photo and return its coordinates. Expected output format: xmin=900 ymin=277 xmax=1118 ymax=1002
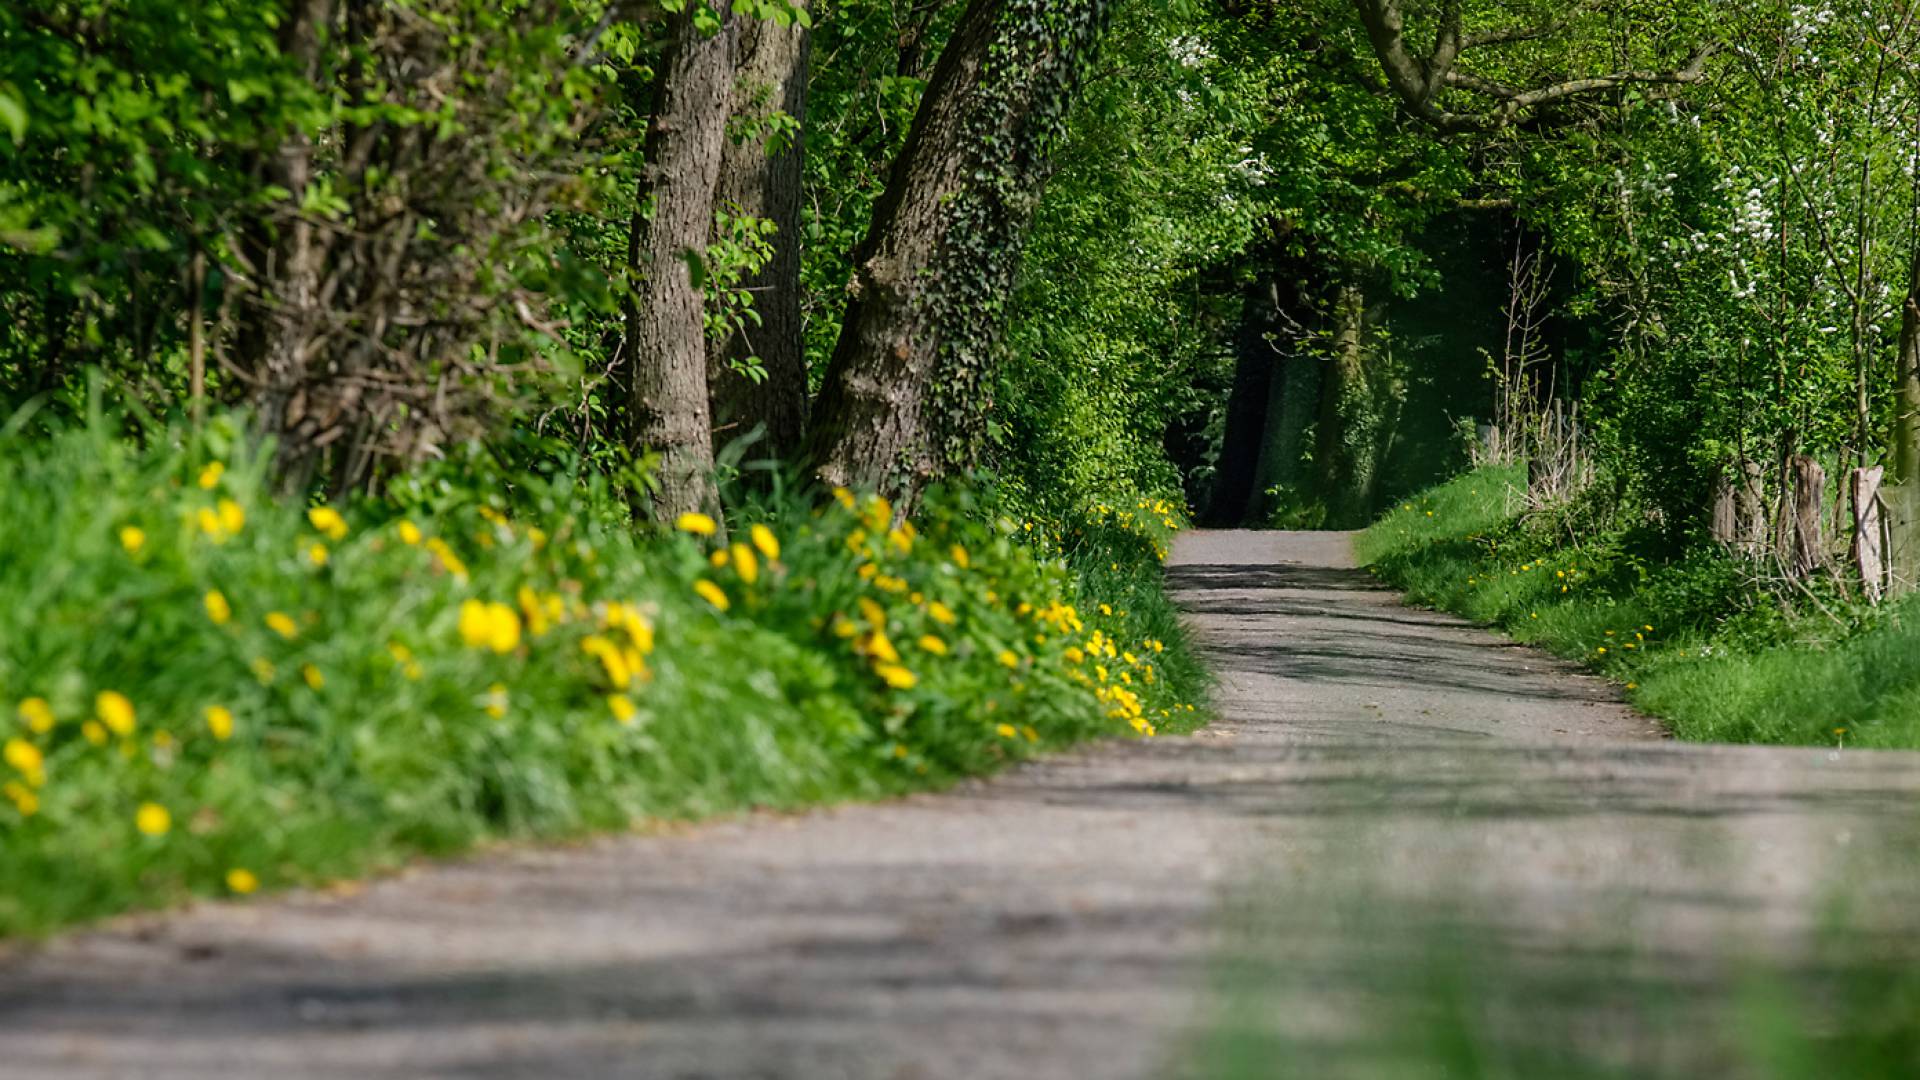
xmin=1358 ymin=466 xmax=1920 ymax=751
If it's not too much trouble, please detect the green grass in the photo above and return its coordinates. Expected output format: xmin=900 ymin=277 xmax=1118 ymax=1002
xmin=1357 ymin=466 xmax=1920 ymax=750
xmin=0 ymin=411 xmax=1207 ymax=936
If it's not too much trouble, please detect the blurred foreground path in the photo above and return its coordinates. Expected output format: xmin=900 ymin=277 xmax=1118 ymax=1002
xmin=5 ymin=531 xmax=1920 ymax=1078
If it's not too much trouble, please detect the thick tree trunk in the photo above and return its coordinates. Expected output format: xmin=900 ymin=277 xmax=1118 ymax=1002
xmin=710 ymin=3 xmax=810 ymax=462
xmin=1893 ymin=249 xmax=1920 ymax=485
xmin=1206 ymin=271 xmax=1281 ymax=525
xmin=1315 ymin=283 xmax=1375 ymax=525
xmin=625 ymin=3 xmax=737 ymax=519
xmin=806 ymin=0 xmax=1110 ymax=496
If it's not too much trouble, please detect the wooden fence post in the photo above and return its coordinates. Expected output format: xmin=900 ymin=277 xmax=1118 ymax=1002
xmin=1851 ymin=466 xmax=1889 ymax=603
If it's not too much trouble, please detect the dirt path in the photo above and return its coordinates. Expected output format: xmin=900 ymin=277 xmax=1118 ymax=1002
xmin=5 ymin=531 xmax=1920 ymax=1078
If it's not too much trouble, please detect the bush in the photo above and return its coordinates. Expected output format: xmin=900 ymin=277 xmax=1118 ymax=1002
xmin=0 ymin=412 xmax=1207 ymax=936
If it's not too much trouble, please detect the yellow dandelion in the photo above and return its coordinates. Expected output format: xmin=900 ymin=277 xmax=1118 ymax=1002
xmin=996 ymin=723 xmax=1018 ymax=739
xmin=18 ymin=698 xmax=54 ymax=734
xmin=709 ymin=549 xmax=729 ymax=568
xmin=874 ymin=662 xmax=918 ymax=690
xmin=731 ymin=543 xmax=760 ymax=585
xmin=693 ymin=579 xmax=730 ymax=612
xmin=96 ymin=691 xmax=136 ymax=736
xmin=997 ymin=650 xmax=1019 ymax=669
xmin=949 ymin=544 xmax=970 ymax=569
xmin=750 ymin=523 xmax=780 ymax=560
xmin=928 ymin=601 xmax=957 ymax=626
xmin=398 ymin=520 xmax=423 ymax=545
xmin=266 ymin=611 xmax=298 ymax=638
xmin=306 ymin=542 xmax=329 ymax=567
xmin=306 ymin=506 xmax=349 ymax=541
xmin=301 ymin=664 xmax=325 ymax=690
xmin=917 ymin=634 xmax=949 ymax=656
xmin=607 ymin=693 xmax=639 ymax=725
xmin=205 ymin=705 xmax=234 ymax=741
xmin=217 ymin=498 xmax=245 ymax=535
xmin=204 ymin=590 xmax=232 ymax=625
xmin=119 ymin=525 xmax=147 ymax=554
xmin=675 ymin=512 xmax=718 ymax=537
xmin=135 ymin=802 xmax=171 ymax=837
xmin=197 ymin=462 xmax=224 ymax=489
xmin=866 ymin=631 xmax=901 ymax=664
xmin=5 ymin=781 xmax=39 ymax=817
xmin=4 ymin=737 xmax=43 ymax=777
xmin=457 ymin=600 xmax=522 ymax=654
xmin=81 ymin=720 xmax=108 ymax=746
xmin=227 ymin=868 xmax=260 ymax=895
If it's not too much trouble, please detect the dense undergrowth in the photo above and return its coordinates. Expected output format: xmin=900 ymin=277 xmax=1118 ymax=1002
xmin=0 ymin=410 xmax=1206 ymax=937
xmin=1358 ymin=466 xmax=1920 ymax=751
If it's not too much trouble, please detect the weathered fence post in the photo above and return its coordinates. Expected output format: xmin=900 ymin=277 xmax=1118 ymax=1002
xmin=1777 ymin=455 xmax=1827 ymax=579
xmin=1852 ymin=466 xmax=1891 ymax=602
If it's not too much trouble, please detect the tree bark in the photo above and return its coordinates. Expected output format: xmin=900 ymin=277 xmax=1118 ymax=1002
xmin=625 ymin=2 xmax=737 ymax=519
xmin=805 ymin=0 xmax=1110 ymax=496
xmin=710 ymin=3 xmax=811 ymax=463
xmin=1206 ymin=270 xmax=1281 ymax=525
xmin=1894 ymin=247 xmax=1920 ymax=485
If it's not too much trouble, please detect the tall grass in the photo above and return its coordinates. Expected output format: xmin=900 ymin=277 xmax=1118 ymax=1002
xmin=0 ymin=409 xmax=1207 ymax=935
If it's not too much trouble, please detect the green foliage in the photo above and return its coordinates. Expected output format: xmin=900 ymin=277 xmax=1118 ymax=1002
xmin=0 ymin=406 xmax=1206 ymax=936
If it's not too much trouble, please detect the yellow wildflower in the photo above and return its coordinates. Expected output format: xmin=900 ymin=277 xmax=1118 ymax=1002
xmin=197 ymin=462 xmax=224 ymax=489
xmin=81 ymin=721 xmax=107 ymax=746
xmin=457 ymin=600 xmax=522 ymax=654
xmin=608 ymin=693 xmax=638 ymax=725
xmin=5 ymin=781 xmax=38 ymax=816
xmin=119 ymin=525 xmax=147 ymax=554
xmin=950 ymin=544 xmax=970 ymax=569
xmin=5 ymin=737 xmax=43 ymax=779
xmin=217 ymin=498 xmax=245 ymax=535
xmin=227 ymin=868 xmax=260 ymax=895
xmin=996 ymin=723 xmax=1018 ymax=739
xmin=266 ymin=611 xmax=298 ymax=638
xmin=96 ymin=691 xmax=136 ymax=736
xmin=675 ymin=512 xmax=718 ymax=537
xmin=874 ymin=662 xmax=918 ymax=690
xmin=205 ymin=705 xmax=234 ymax=741
xmin=306 ymin=542 xmax=329 ymax=567
xmin=917 ymin=634 xmax=949 ymax=656
xmin=301 ymin=664 xmax=325 ymax=690
xmin=731 ymin=543 xmax=760 ymax=585
xmin=483 ymin=683 xmax=509 ymax=718
xmin=1064 ymin=646 xmax=1086 ymax=664
xmin=693 ymin=579 xmax=730 ymax=612
xmin=398 ymin=520 xmax=423 ymax=545
xmin=866 ymin=631 xmax=901 ymax=664
xmin=857 ymin=596 xmax=887 ymax=628
xmin=997 ymin=650 xmax=1019 ymax=669
xmin=135 ymin=802 xmax=171 ymax=837
xmin=18 ymin=698 xmax=54 ymax=734
xmin=750 ymin=523 xmax=780 ymax=560
xmin=928 ymin=601 xmax=957 ymax=626
xmin=307 ymin=506 xmax=348 ymax=541
xmin=709 ymin=549 xmax=729 ymax=568
xmin=204 ymin=590 xmax=232 ymax=625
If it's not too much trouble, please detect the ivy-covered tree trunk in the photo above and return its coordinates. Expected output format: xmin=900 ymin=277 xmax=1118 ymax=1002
xmin=805 ymin=0 xmax=1112 ymax=495
xmin=625 ymin=2 xmax=737 ymax=519
xmin=710 ymin=3 xmax=811 ymax=462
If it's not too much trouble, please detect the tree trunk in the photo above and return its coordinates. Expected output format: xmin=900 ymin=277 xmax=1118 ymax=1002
xmin=805 ymin=0 xmax=1111 ymax=496
xmin=625 ymin=2 xmax=737 ymax=519
xmin=1206 ymin=270 xmax=1280 ymax=525
xmin=710 ymin=3 xmax=811 ymax=463
xmin=1315 ymin=283 xmax=1373 ymax=525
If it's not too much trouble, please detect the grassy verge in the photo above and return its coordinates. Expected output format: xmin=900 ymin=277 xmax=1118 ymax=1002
xmin=1357 ymin=466 xmax=1920 ymax=750
xmin=0 ymin=412 xmax=1206 ymax=936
